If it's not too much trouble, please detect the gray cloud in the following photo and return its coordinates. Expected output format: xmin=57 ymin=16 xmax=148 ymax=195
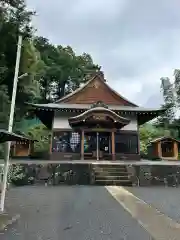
xmin=27 ymin=0 xmax=180 ymax=107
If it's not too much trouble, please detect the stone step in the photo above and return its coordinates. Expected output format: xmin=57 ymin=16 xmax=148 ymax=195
xmin=94 ymin=166 xmax=127 ymax=170
xmin=93 ymin=165 xmax=127 ymax=169
xmin=93 ymin=167 xmax=127 ymax=171
xmin=91 ymin=165 xmax=131 ymax=185
xmin=94 ymin=172 xmax=129 ymax=177
xmin=94 ymin=170 xmax=127 ymax=174
xmin=95 ymin=175 xmax=130 ymax=180
xmin=95 ymin=179 xmax=132 ymax=186
xmin=93 ymin=169 xmax=127 ymax=174
xmin=94 ymin=169 xmax=128 ymax=173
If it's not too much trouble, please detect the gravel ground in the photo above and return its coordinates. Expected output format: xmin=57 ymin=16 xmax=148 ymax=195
xmin=0 ymin=186 xmax=153 ymax=240
xmin=126 ymin=186 xmax=180 ymax=223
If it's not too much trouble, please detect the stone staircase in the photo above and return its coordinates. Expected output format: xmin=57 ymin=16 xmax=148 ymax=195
xmin=91 ymin=164 xmax=132 ymax=186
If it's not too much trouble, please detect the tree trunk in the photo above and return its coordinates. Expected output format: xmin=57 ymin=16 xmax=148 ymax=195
xmin=57 ymin=81 xmax=66 ymax=99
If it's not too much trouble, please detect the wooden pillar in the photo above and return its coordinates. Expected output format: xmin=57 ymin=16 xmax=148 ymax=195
xmin=96 ymin=132 xmax=99 ymax=161
xmin=111 ymin=131 xmax=115 ymax=160
xmin=137 ymin=125 xmax=140 ymax=155
xmin=49 ymin=133 xmax=52 ymax=154
xmin=13 ymin=143 xmax=16 ymax=156
xmin=15 ymin=142 xmax=19 ymax=156
xmin=81 ymin=130 xmax=84 ymax=160
xmin=174 ymin=142 xmax=178 ymax=160
xmin=157 ymin=142 xmax=162 ymax=158
xmin=30 ymin=141 xmax=35 ymax=156
xmin=28 ymin=141 xmax=31 ymax=156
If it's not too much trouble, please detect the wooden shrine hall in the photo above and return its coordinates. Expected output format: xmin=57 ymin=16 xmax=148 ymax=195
xmin=27 ymin=71 xmax=165 ymax=161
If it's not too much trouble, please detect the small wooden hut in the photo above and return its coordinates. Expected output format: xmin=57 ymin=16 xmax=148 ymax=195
xmin=148 ymin=136 xmax=179 ymax=160
xmin=0 ymin=129 xmax=36 ymax=158
xmin=11 ymin=139 xmax=36 ymax=157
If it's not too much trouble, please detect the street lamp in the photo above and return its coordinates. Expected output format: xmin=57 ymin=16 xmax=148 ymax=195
xmin=18 ymin=72 xmax=28 ymax=79
xmin=0 ymin=35 xmax=28 ymax=212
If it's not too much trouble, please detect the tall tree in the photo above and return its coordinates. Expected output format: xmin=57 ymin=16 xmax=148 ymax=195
xmin=33 ymin=37 xmax=56 ymax=102
xmin=169 ymin=69 xmax=180 ymax=138
xmin=14 ymin=39 xmax=43 ymax=125
xmin=0 ymin=0 xmax=38 ymax=128
xmin=34 ymin=37 xmax=101 ymax=102
xmin=0 ymin=0 xmax=34 ymax=93
xmin=0 ymin=85 xmax=10 ymax=129
xmin=174 ymin=69 xmax=180 ymax=107
xmin=0 ymin=0 xmax=101 ymax=135
xmin=156 ymin=77 xmax=175 ymax=129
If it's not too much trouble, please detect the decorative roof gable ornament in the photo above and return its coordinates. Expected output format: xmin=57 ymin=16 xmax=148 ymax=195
xmin=90 ymin=70 xmax=106 ymax=82
xmin=90 ymin=101 xmax=108 ymax=109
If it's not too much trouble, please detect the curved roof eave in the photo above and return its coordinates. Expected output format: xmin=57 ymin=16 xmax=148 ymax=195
xmin=68 ymin=107 xmax=130 ymax=124
xmin=150 ymin=136 xmax=180 ymax=143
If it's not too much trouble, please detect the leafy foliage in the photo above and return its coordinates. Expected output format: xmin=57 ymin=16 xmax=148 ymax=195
xmin=0 ymin=0 xmax=100 ymax=138
xmin=139 ymin=123 xmax=169 ymax=154
xmin=26 ymin=124 xmax=50 ymax=153
xmin=156 ymin=77 xmax=175 ymax=129
xmin=174 ymin=69 xmax=180 ymax=107
xmin=0 ymin=85 xmax=10 ymax=129
xmin=8 ymin=164 xmax=34 ymax=185
xmin=156 ymin=70 xmax=180 ymax=138
xmin=0 ymin=0 xmax=100 ymax=160
xmin=34 ymin=37 xmax=100 ymax=102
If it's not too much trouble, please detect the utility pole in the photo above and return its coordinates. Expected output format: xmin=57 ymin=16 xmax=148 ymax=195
xmin=0 ymin=35 xmax=23 ymax=212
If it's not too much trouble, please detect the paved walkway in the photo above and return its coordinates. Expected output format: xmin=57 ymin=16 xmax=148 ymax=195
xmin=107 ymin=186 xmax=180 ymax=240
xmin=1 ymin=186 xmax=152 ymax=240
xmin=126 ymin=186 xmax=180 ymax=223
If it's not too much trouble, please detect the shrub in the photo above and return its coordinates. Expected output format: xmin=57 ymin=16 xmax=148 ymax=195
xmin=8 ymin=164 xmax=34 ymax=186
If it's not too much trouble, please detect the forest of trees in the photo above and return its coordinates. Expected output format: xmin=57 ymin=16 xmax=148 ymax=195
xmin=140 ymin=71 xmax=180 ymax=154
xmin=0 ymin=0 xmax=100 ymax=130
xmin=1 ymin=0 xmax=180 ymax=156
xmin=0 ymin=0 xmax=101 ymax=155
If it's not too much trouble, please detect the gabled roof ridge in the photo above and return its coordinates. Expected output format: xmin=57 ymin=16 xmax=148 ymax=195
xmin=55 ymin=73 xmax=138 ymax=107
xmin=55 ymin=75 xmax=97 ymax=103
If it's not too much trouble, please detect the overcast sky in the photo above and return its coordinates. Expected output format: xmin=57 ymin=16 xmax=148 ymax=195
xmin=27 ymin=0 xmax=180 ymax=108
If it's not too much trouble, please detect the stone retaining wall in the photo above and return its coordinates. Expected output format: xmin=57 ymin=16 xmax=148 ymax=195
xmin=3 ymin=163 xmax=180 ymax=187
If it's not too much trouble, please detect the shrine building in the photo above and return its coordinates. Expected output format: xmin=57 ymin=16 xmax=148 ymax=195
xmin=28 ymin=72 xmax=164 ymax=161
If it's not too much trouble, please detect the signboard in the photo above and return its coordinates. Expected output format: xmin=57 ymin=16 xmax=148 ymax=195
xmin=91 ymin=128 xmax=107 ymax=132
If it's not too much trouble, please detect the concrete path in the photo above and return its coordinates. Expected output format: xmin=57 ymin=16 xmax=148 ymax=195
xmin=0 ymin=186 xmax=153 ymax=240
xmin=126 ymin=186 xmax=180 ymax=223
xmin=107 ymin=186 xmax=180 ymax=240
